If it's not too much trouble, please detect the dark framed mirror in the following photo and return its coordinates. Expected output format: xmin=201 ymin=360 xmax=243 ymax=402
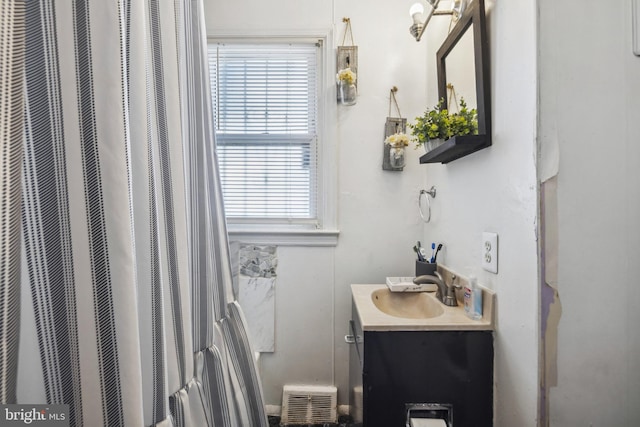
xmin=420 ymin=0 xmax=491 ymax=164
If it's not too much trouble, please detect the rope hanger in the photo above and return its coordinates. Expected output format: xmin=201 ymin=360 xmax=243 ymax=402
xmin=341 ymin=17 xmax=355 ymax=47
xmin=447 ymin=83 xmax=459 ymax=113
xmin=388 ymin=86 xmax=402 ymax=118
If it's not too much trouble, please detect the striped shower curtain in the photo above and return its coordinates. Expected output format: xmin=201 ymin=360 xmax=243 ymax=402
xmin=0 ymin=1 xmax=267 ymax=426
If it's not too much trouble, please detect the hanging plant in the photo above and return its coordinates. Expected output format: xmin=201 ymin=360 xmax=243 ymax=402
xmin=410 ymin=98 xmax=478 ymax=150
xmin=337 ymin=17 xmax=358 ymax=106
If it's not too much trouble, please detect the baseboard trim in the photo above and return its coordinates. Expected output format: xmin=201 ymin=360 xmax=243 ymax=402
xmin=266 ymin=404 xmax=281 ymax=417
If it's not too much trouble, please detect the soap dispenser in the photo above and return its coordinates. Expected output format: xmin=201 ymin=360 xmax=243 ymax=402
xmin=464 ymin=274 xmax=483 ymax=320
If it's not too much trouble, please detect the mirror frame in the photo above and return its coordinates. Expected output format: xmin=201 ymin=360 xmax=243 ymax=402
xmin=435 ymin=0 xmax=491 ymax=156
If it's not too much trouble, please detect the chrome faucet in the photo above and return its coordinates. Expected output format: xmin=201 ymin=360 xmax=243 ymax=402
xmin=413 ymin=271 xmax=458 ymax=307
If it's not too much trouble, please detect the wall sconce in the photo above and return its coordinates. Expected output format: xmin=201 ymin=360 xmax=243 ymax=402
xmin=409 ymin=0 xmax=468 ymax=42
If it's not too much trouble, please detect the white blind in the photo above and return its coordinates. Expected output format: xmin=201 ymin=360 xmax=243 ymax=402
xmin=208 ymin=42 xmax=319 ymax=221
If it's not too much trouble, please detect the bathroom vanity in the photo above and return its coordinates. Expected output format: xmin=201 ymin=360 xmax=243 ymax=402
xmin=349 ymin=283 xmax=495 ymax=427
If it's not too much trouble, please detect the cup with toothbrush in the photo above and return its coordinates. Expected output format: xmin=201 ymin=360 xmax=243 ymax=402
xmin=414 ymin=241 xmax=443 ymax=276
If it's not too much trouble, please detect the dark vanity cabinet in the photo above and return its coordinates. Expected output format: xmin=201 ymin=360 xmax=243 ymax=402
xmin=349 ymin=303 xmax=494 ymax=427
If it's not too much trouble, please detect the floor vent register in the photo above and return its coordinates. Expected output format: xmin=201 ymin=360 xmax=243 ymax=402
xmin=281 ymin=385 xmax=337 ymax=425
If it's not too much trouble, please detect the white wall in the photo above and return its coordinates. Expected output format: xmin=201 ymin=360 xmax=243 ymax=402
xmin=539 ymin=1 xmax=640 ymax=425
xmin=204 ymin=0 xmax=429 ymax=407
xmin=421 ymin=1 xmax=539 ymax=426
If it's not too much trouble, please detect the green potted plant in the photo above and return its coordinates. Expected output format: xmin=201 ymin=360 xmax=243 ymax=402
xmin=409 ymin=98 xmax=478 ymax=152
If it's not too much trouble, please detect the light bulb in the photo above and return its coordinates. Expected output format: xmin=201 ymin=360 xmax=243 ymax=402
xmin=451 ymin=0 xmax=467 ymax=20
xmin=409 ymin=3 xmax=424 ymax=24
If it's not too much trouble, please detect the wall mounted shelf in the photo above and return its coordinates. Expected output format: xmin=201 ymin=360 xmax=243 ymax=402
xmin=419 ymin=134 xmax=490 ymax=164
xmin=421 ymin=0 xmax=491 ymax=165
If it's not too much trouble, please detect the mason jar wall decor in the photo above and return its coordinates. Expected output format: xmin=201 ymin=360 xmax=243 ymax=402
xmin=337 ymin=17 xmax=358 ymax=106
xmin=388 ymin=141 xmax=407 ymax=168
xmin=383 ymin=87 xmax=408 ymax=171
xmin=337 ymin=74 xmax=357 ymax=106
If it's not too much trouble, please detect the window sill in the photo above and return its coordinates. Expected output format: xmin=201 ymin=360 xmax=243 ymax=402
xmin=227 ymin=227 xmax=339 ymax=247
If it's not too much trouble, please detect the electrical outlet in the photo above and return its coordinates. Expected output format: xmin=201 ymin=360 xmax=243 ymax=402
xmin=482 ymin=232 xmax=498 ymax=274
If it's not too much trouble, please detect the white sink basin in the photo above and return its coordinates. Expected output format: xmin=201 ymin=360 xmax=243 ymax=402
xmin=351 ymin=280 xmax=494 ymax=331
xmin=371 ymin=288 xmax=444 ymax=319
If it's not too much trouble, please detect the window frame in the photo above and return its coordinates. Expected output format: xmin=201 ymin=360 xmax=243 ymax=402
xmin=207 ymin=30 xmax=338 ymax=246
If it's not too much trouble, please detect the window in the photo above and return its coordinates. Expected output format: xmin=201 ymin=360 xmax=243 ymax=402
xmin=208 ymin=41 xmax=322 ymax=229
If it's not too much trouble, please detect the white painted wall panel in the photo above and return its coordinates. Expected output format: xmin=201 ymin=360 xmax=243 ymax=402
xmin=540 ymin=1 xmax=640 ymax=425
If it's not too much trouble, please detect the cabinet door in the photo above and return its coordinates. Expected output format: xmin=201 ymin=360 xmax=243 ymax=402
xmin=363 ymin=331 xmax=493 ymax=427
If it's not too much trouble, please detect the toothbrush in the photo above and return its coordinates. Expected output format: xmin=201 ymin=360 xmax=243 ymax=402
xmin=416 ymin=241 xmax=425 ymax=262
xmin=433 ymin=243 xmax=443 ymax=263
xmin=413 ymin=245 xmax=425 ymax=262
xmin=430 ymin=242 xmax=436 ymax=263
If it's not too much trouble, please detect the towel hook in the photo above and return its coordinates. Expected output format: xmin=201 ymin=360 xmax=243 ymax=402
xmin=418 ymin=186 xmax=436 ymax=223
